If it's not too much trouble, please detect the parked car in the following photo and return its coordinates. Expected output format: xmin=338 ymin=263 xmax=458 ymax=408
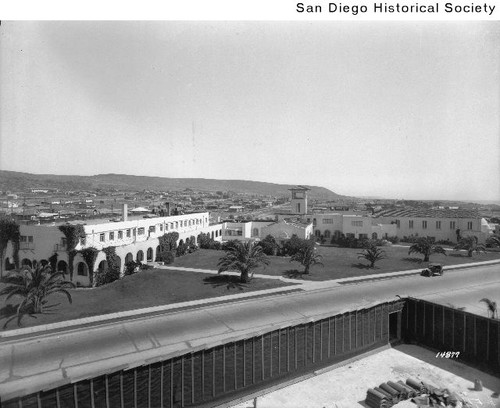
xmin=421 ymin=263 xmax=444 ymax=277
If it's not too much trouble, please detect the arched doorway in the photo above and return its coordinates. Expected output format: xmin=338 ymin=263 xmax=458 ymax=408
xmin=155 ymin=245 xmax=161 ymax=261
xmin=315 ymin=230 xmax=321 ymax=238
xmin=77 ymin=262 xmax=88 ymax=276
xmin=21 ymin=258 xmax=32 ymax=268
xmin=324 ymin=230 xmax=331 ymax=239
xmin=372 ymin=232 xmax=378 ymax=240
xmin=125 ymin=253 xmax=134 ymax=264
xmin=57 ymin=260 xmax=68 ymax=274
xmin=136 ymin=250 xmax=144 ymax=263
xmin=147 ymin=247 xmax=153 ymax=261
xmin=98 ymin=260 xmax=108 ymax=273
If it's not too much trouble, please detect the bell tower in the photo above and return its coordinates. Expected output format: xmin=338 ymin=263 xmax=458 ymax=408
xmin=289 ymin=186 xmax=309 ymax=215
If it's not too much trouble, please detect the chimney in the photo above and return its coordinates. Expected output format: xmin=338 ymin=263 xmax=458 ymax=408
xmin=122 ymin=203 xmax=128 ymax=222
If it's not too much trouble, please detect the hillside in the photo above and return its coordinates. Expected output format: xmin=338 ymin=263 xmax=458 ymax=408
xmin=0 ymin=170 xmax=345 ymax=199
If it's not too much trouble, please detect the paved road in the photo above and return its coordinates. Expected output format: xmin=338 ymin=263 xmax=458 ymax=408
xmin=0 ymin=264 xmax=499 ymax=401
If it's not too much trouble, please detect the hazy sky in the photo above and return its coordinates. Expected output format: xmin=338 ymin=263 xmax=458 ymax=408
xmin=1 ymin=21 xmax=499 ymax=201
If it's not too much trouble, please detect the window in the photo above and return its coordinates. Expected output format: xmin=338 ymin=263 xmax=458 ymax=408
xmin=422 ymin=221 xmax=427 ymax=229
xmin=450 ymin=221 xmax=456 ymax=230
xmin=109 ymin=232 xmax=114 ymax=240
xmin=99 ymin=233 xmax=105 ymax=242
xmin=77 ymin=262 xmax=88 ymax=276
xmin=118 ymin=231 xmax=123 ymax=239
xmin=396 ymin=220 xmax=400 ymax=228
xmin=28 ymin=236 xmax=33 ymax=243
xmin=409 ymin=220 xmax=414 ymax=229
xmin=322 ymin=219 xmax=333 ymax=224
xmin=20 ymin=236 xmax=27 ymax=242
xmin=160 ymin=224 xmax=163 ymax=231
xmin=351 ymin=220 xmax=363 ymax=227
xmin=149 ymin=226 xmax=156 ymax=233
xmin=467 ymin=221 xmax=473 ymax=230
xmin=138 ymin=227 xmax=145 ymax=235
xmin=436 ymin=221 xmax=441 ymax=230
xmin=126 ymin=229 xmax=131 ymax=238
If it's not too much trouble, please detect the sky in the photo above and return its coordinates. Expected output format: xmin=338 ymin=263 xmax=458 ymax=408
xmin=1 ymin=21 xmax=499 ymax=201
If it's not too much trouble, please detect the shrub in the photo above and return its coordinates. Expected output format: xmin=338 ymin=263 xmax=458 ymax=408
xmin=256 ymin=235 xmax=279 ymax=256
xmin=162 ymin=251 xmax=176 ymax=265
xmin=386 ymin=236 xmax=400 ymax=244
xmin=435 ymin=239 xmax=454 ymax=246
xmin=124 ymin=261 xmax=141 ymax=276
xmin=94 ymin=267 xmax=120 ymax=286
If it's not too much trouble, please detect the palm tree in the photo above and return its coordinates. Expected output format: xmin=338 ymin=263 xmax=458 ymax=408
xmin=217 ymin=240 xmax=270 ymax=283
xmin=479 ymin=298 xmax=498 ymax=319
xmin=455 ymin=236 xmax=486 ymax=257
xmin=290 ymin=244 xmax=323 ymax=274
xmin=358 ymin=243 xmax=386 ymax=268
xmin=486 ymin=235 xmax=500 ymax=248
xmin=1 ymin=265 xmax=75 ymax=327
xmin=408 ymin=237 xmax=447 ymax=262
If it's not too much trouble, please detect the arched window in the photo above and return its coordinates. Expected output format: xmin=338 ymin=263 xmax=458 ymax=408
xmin=77 ymin=262 xmax=88 ymax=276
xmin=136 ymin=250 xmax=144 ymax=263
xmin=315 ymin=230 xmax=321 ymax=237
xmin=324 ymin=230 xmax=331 ymax=238
xmin=147 ymin=247 xmax=153 ymax=261
xmin=57 ymin=260 xmax=68 ymax=274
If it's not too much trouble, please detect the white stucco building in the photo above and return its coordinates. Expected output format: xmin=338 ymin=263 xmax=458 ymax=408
xmin=373 ymin=207 xmax=490 ymax=243
xmin=2 ymin=206 xmax=223 ymax=286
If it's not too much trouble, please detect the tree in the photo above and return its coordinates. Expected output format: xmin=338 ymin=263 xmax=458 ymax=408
xmin=290 ymin=244 xmax=323 ymax=275
xmin=486 ymin=235 xmax=500 ymax=248
xmin=1 ymin=265 xmax=75 ymax=327
xmin=281 ymin=235 xmax=313 ymax=256
xmin=408 ymin=237 xmax=447 ymax=262
xmin=454 ymin=236 xmax=486 ymax=257
xmin=0 ymin=217 xmax=20 ymax=278
xmin=480 ymin=298 xmax=498 ymax=319
xmin=217 ymin=240 xmax=270 ymax=283
xmin=257 ymin=235 xmax=280 ymax=256
xmin=358 ymin=242 xmax=386 ymax=268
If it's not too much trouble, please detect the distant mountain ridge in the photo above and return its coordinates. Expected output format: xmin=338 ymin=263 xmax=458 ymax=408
xmin=0 ymin=170 xmax=346 ymax=199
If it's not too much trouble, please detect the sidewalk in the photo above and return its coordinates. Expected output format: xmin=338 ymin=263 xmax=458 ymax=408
xmin=1 ymin=259 xmax=499 ymax=339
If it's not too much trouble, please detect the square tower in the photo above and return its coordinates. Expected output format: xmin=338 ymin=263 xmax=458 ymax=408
xmin=289 ymin=186 xmax=310 ymax=215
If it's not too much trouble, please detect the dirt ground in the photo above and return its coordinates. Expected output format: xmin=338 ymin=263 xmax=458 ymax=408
xmin=232 ymin=345 xmax=500 ymax=408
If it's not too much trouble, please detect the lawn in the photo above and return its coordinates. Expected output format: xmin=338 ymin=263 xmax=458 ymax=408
xmin=0 ymin=269 xmax=296 ymax=330
xmin=171 ymin=246 xmax=500 ymax=281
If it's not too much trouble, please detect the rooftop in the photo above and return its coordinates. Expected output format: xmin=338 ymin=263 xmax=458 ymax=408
xmin=373 ymin=207 xmax=482 ymax=219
